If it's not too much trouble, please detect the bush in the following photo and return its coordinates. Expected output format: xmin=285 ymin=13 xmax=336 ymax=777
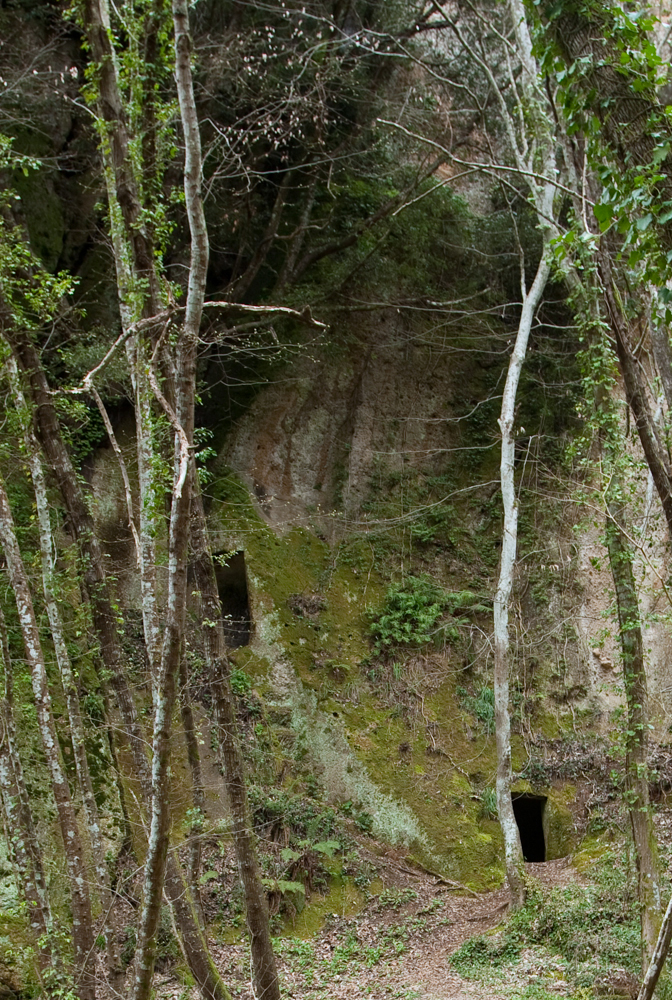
xmin=369 ymin=575 xmax=447 ymax=654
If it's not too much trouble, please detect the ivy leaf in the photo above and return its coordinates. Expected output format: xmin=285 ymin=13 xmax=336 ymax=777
xmin=635 ymin=214 xmax=653 ymax=231
xmin=594 ymin=202 xmax=613 ymax=231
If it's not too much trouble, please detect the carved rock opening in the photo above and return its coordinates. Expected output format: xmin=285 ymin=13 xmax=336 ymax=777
xmin=512 ymin=794 xmax=547 ymax=862
xmin=214 ymin=550 xmax=251 ymax=647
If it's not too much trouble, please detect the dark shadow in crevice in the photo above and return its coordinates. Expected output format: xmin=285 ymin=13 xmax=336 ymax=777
xmin=512 ymin=794 xmax=547 ymax=862
xmin=214 ymin=550 xmax=251 ymax=648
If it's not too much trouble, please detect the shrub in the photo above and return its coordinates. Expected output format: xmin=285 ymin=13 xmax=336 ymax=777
xmin=369 ymin=575 xmax=446 ymax=654
xmin=230 ymin=667 xmax=253 ymax=696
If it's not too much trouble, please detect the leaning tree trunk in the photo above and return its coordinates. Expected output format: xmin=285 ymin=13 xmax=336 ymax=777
xmin=0 ymin=474 xmax=96 ymax=1000
xmin=605 ymin=489 xmax=662 ymax=967
xmin=638 ymin=893 xmax=672 ymax=1000
xmin=494 ymin=250 xmax=552 ymax=907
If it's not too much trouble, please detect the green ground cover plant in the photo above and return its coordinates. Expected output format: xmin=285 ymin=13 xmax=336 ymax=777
xmin=450 ymin=851 xmax=640 ymax=991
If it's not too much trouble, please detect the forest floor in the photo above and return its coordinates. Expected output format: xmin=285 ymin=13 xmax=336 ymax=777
xmin=146 ymin=847 xmax=639 ymax=1000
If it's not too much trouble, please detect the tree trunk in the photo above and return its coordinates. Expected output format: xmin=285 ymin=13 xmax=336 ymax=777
xmin=179 ymin=654 xmax=206 ymax=913
xmin=131 ymin=5 xmax=208 ymax=998
xmin=494 ymin=250 xmax=551 ymax=907
xmin=3 ymin=330 xmax=230 ymax=1000
xmin=638 ymin=892 xmax=672 ymax=1000
xmin=0 ymin=474 xmax=96 ymax=1000
xmin=8 ymin=358 xmax=124 ymax=978
xmin=190 ymin=491 xmax=281 ymax=1000
xmin=0 ymin=607 xmax=51 ymax=966
xmin=605 ymin=490 xmax=662 ymax=967
xmin=599 ymin=251 xmax=672 ymax=539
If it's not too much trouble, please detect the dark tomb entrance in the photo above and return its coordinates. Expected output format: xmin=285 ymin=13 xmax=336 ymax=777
xmin=214 ymin=551 xmax=252 ymax=647
xmin=512 ymin=794 xmax=546 ymax=862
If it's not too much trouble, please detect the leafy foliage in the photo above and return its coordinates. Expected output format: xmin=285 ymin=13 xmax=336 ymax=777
xmin=369 ymin=575 xmax=447 ymax=654
xmin=458 ymin=684 xmax=495 ymax=735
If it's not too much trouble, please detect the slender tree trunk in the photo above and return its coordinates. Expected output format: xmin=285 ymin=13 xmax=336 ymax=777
xmin=190 ymin=491 xmax=281 ymax=1000
xmin=0 ymin=607 xmax=50 ymax=964
xmin=5 ymin=332 xmax=151 ymax=782
xmin=638 ymin=892 xmax=672 ymax=1000
xmin=0 ymin=475 xmax=96 ymax=1000
xmin=3 ymin=331 xmax=230 ymax=1000
xmin=605 ymin=490 xmax=662 ymax=967
xmin=7 ymin=361 xmax=122 ymax=966
xmin=131 ymin=5 xmax=209 ymax=997
xmin=494 ymin=250 xmax=551 ymax=907
xmin=179 ymin=655 xmax=206 ymax=913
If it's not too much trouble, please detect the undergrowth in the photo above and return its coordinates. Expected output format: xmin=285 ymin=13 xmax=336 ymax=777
xmin=450 ymin=850 xmax=640 ymax=990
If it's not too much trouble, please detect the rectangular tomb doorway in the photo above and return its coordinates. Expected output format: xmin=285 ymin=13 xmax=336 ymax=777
xmin=512 ymin=794 xmax=547 ymax=862
xmin=214 ymin=551 xmax=252 ymax=647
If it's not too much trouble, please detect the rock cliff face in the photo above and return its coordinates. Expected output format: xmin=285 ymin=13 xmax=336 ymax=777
xmin=85 ymin=274 xmax=672 ymax=885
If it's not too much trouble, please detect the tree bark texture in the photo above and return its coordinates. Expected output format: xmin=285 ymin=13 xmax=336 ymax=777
xmin=132 ymin=5 xmax=208 ymax=997
xmin=0 ymin=606 xmax=50 ymax=963
xmin=3 ymin=330 xmax=228 ymax=1000
xmin=190 ymin=490 xmax=281 ymax=1000
xmin=8 ymin=361 xmax=124 ymax=980
xmin=606 ymin=492 xmax=662 ymax=967
xmin=598 ymin=250 xmax=672 ymax=539
xmin=494 ymin=250 xmax=552 ymax=907
xmin=0 ymin=475 xmax=96 ymax=1000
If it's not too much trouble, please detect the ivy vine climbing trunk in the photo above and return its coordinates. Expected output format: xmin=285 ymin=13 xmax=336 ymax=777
xmin=131 ymin=3 xmax=208 ymax=997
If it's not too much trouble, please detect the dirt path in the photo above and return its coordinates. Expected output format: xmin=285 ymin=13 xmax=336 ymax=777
xmin=308 ymin=858 xmax=579 ymax=1000
xmin=132 ymin=857 xmax=584 ymax=1000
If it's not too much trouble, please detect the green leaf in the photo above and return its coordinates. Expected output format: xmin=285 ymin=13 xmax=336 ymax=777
xmin=198 ymin=870 xmax=219 ymax=885
xmin=281 ymin=848 xmax=301 ymax=863
xmin=313 ymin=840 xmax=341 ymax=857
xmin=593 ymin=202 xmax=613 ymax=231
xmin=636 ymin=214 xmax=653 ymax=231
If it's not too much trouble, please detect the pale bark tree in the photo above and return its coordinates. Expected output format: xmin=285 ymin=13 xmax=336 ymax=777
xmin=638 ymin=892 xmax=672 ymax=1000
xmin=78 ymin=1 xmax=280 ymax=995
xmin=130 ymin=1 xmax=207 ymax=990
xmin=429 ymin=0 xmax=559 ymax=903
xmin=0 ymin=606 xmax=51 ymax=971
xmin=494 ymin=246 xmax=552 ymax=905
xmin=0 ymin=473 xmax=96 ymax=1000
xmin=7 ymin=358 xmax=124 ymax=979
